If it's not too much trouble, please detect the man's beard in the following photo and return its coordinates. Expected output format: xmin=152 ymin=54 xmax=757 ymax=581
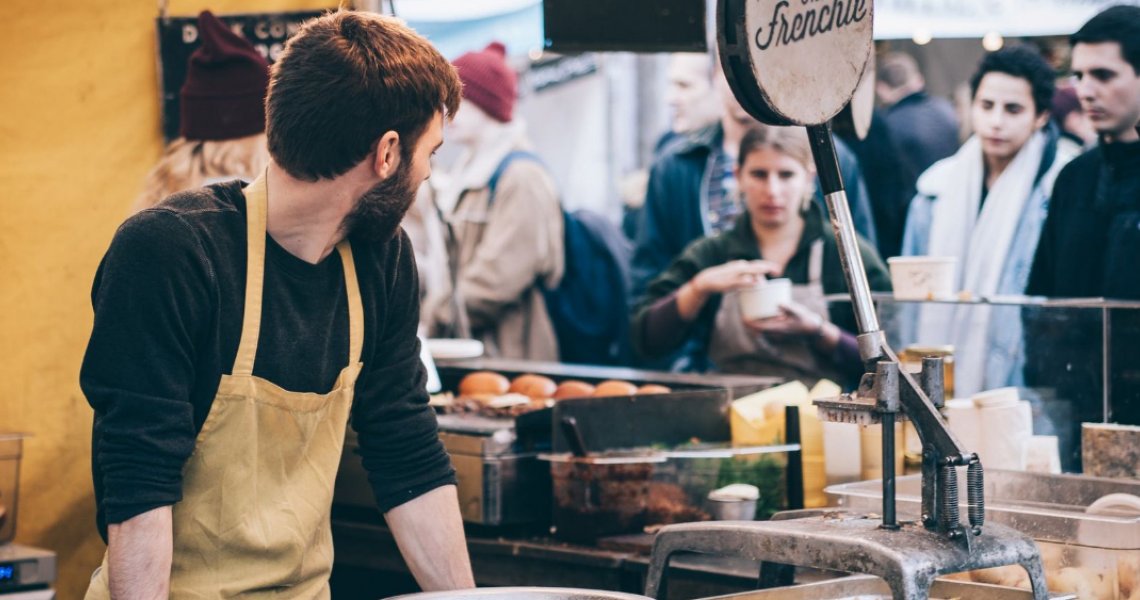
xmin=341 ymin=160 xmax=418 ymax=243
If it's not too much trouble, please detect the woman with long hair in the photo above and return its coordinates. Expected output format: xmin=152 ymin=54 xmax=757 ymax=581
xmin=131 ymin=10 xmax=270 ymax=213
xmin=632 ymin=125 xmax=890 ymax=386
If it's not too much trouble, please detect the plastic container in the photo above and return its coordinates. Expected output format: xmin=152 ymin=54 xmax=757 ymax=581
xmin=545 ymin=452 xmax=663 ymax=543
xmin=737 ymin=278 xmax=792 ymax=321
xmin=827 ymin=471 xmax=1140 ymax=599
xmin=664 ymin=449 xmax=790 ymax=522
xmin=542 ymin=444 xmax=793 ymax=542
xmin=0 ymin=434 xmax=27 ymax=544
xmin=887 ymin=256 xmax=957 ymax=300
xmin=706 ymin=498 xmax=758 ymax=521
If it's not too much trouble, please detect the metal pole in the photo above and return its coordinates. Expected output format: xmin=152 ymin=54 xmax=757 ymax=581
xmin=882 ymin=412 xmax=898 ymax=530
xmin=805 ymin=123 xmax=883 ymax=360
xmin=877 ymin=361 xmax=900 ymax=530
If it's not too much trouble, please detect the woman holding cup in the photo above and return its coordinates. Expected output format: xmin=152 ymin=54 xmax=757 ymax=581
xmin=631 ymin=126 xmax=890 ymax=385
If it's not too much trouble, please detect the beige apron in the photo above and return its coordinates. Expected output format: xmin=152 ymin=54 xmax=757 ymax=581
xmin=86 ymin=173 xmax=364 ymax=599
xmin=708 ymin=240 xmax=843 ymax=384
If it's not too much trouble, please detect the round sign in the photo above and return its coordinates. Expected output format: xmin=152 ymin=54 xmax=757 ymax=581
xmin=835 ymin=53 xmax=876 ymax=140
xmin=718 ymin=0 xmax=874 ymax=126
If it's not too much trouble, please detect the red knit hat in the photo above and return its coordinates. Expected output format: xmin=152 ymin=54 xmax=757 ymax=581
xmin=453 ymin=42 xmax=517 ymax=123
xmin=179 ymin=11 xmax=270 ymax=141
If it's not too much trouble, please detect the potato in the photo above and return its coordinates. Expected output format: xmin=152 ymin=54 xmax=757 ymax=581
xmin=508 ymin=374 xmax=558 ymax=400
xmin=1119 ymin=553 xmax=1140 ymax=598
xmin=635 ymin=384 xmax=672 ymax=395
xmin=459 ymin=371 xmax=511 ymax=396
xmin=1048 ymin=566 xmax=1114 ymax=600
xmin=1039 ymin=542 xmax=1068 ymax=573
xmin=971 ymin=565 xmax=1029 ymax=589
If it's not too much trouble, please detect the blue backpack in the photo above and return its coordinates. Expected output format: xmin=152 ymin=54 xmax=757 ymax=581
xmin=488 ymin=151 xmax=633 ymax=366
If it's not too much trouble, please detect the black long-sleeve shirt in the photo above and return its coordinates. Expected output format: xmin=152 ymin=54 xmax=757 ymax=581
xmin=1024 ymin=140 xmax=1140 ymax=468
xmin=81 ymin=181 xmax=454 ymax=540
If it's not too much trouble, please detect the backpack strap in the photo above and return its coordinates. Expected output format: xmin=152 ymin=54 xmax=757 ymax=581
xmin=487 ymin=150 xmax=545 ymax=206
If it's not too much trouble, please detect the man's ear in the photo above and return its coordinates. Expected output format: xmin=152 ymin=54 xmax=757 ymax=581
xmin=373 ymin=131 xmax=402 ymax=179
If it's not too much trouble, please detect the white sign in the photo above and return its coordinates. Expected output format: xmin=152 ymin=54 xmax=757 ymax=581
xmin=743 ymin=0 xmax=874 ymax=125
xmin=874 ymin=0 xmax=1140 ymax=39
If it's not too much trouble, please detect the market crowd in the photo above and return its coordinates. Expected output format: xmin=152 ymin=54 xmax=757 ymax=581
xmin=127 ymin=4 xmax=1140 ymax=418
xmin=416 ymin=5 xmax=1139 ymax=415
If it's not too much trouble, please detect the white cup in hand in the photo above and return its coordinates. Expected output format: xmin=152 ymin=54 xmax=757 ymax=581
xmin=738 ymin=278 xmax=792 ymax=321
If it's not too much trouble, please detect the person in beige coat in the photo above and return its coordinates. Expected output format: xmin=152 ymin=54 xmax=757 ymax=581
xmin=427 ymin=42 xmax=564 ymax=361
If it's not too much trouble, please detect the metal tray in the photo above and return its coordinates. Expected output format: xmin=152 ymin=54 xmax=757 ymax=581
xmin=826 ymin=471 xmax=1140 ymax=549
xmin=391 ymin=587 xmax=651 ymax=600
xmin=704 ymin=574 xmax=1076 ymax=600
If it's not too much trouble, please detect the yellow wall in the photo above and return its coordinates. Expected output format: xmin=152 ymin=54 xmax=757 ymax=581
xmin=0 ymin=1 xmax=334 ymax=596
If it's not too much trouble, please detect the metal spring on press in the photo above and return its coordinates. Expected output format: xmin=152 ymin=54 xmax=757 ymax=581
xmin=967 ymin=462 xmax=985 ymax=531
xmin=940 ymin=464 xmax=960 ymax=532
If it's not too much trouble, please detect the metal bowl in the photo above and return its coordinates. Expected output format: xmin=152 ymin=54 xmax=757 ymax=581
xmin=389 ymin=587 xmax=652 ymax=600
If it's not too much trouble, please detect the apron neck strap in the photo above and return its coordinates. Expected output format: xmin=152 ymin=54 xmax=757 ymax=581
xmin=335 ymin=241 xmax=365 ymax=366
xmin=234 ymin=171 xmax=365 ymax=377
xmin=808 ymin=239 xmax=825 ymax=284
xmin=233 ymin=172 xmax=269 ymax=377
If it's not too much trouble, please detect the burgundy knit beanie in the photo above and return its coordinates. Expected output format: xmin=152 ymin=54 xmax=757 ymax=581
xmin=1052 ymin=86 xmax=1081 ymax=122
xmin=453 ymin=42 xmax=517 ymax=123
xmin=179 ymin=11 xmax=270 ymax=141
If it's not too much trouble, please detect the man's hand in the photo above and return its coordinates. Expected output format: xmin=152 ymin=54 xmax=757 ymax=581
xmin=385 ymin=485 xmax=474 ymax=591
xmin=107 ymin=506 xmax=172 ymax=600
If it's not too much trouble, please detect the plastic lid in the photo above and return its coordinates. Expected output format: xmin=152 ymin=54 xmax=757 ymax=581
xmin=708 ymin=484 xmax=761 ymax=501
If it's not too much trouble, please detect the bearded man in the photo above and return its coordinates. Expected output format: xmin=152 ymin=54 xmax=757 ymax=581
xmin=80 ymin=11 xmax=474 ymax=598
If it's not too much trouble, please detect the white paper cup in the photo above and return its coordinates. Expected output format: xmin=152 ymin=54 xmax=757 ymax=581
xmin=971 ymin=386 xmax=1019 ymax=409
xmin=887 ymin=256 xmax=957 ymax=300
xmin=737 ymin=278 xmax=792 ymax=321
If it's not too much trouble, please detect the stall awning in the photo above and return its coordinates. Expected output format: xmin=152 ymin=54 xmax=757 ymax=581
xmin=874 ymin=0 xmax=1140 ymax=40
xmin=397 ymin=0 xmax=543 ymax=58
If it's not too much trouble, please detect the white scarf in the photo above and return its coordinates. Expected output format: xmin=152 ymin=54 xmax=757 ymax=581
xmin=918 ymin=131 xmax=1047 ymax=396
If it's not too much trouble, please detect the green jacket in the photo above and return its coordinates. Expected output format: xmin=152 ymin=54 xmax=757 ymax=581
xmin=630 ymin=202 xmax=891 ymax=364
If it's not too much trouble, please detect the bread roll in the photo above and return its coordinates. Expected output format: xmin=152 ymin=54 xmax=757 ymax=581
xmin=459 ymin=371 xmax=510 ymax=396
xmin=592 ymin=380 xmax=638 ymax=397
xmin=509 ymin=374 xmax=558 ymax=400
xmin=553 ymin=380 xmax=595 ymax=400
xmin=636 ymin=384 xmax=672 ymax=395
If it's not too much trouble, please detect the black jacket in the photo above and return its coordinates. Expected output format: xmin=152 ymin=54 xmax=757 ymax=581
xmin=1024 ymin=139 xmax=1140 ymax=469
xmin=1027 ymin=140 xmax=1140 ymax=299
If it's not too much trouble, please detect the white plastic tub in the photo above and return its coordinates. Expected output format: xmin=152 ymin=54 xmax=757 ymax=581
xmin=887 ymin=256 xmax=957 ymax=300
xmin=737 ymin=278 xmax=792 ymax=321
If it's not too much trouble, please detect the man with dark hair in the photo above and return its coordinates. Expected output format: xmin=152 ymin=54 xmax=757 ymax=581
xmin=81 ymin=11 xmax=474 ymax=597
xmin=1030 ymin=4 xmax=1140 ymax=299
xmin=876 ymin=52 xmax=961 ymax=178
xmin=901 ymin=45 xmax=1075 ymax=397
xmin=1025 ymin=4 xmax=1140 ymax=468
